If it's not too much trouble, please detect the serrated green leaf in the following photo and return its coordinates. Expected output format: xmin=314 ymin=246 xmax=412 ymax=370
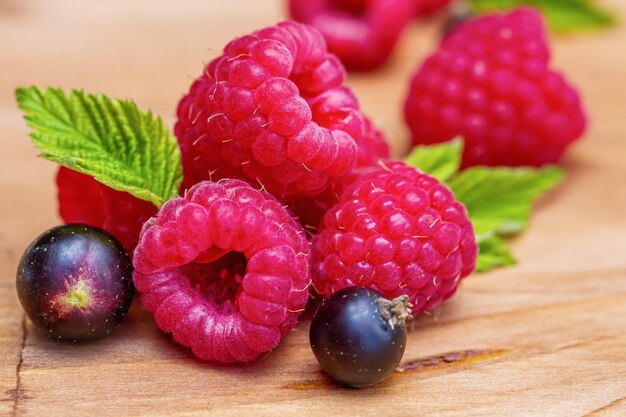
xmin=404 ymin=138 xmax=463 ymax=182
xmin=16 ymin=87 xmax=182 ymax=208
xmin=476 ymin=234 xmax=518 ymax=272
xmin=469 ymin=0 xmax=616 ymax=33
xmin=449 ymin=166 xmax=564 ymax=236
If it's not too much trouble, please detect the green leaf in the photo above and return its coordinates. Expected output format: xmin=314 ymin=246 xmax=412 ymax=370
xmin=404 ymin=138 xmax=463 ymax=182
xmin=476 ymin=234 xmax=518 ymax=272
xmin=16 ymin=87 xmax=182 ymax=208
xmin=449 ymin=166 xmax=564 ymax=236
xmin=469 ymin=0 xmax=616 ymax=33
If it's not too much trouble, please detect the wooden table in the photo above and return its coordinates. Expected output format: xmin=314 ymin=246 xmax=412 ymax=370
xmin=1 ymin=1 xmax=625 ymax=415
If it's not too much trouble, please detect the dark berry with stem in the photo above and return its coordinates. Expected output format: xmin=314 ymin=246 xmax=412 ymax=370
xmin=309 ymin=286 xmax=411 ymax=387
xmin=16 ymin=224 xmax=134 ymax=342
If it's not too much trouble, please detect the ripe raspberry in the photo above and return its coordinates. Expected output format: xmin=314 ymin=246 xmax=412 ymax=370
xmin=357 ymin=116 xmax=390 ymax=167
xmin=175 ymin=21 xmax=379 ymax=198
xmin=288 ymin=0 xmax=414 ymax=71
xmin=57 ymin=167 xmax=105 ymax=227
xmin=415 ymin=0 xmax=450 ymax=16
xmin=56 ymin=167 xmax=157 ymax=252
xmin=311 ymin=161 xmax=477 ymax=314
xmin=132 ymin=179 xmax=311 ymax=363
xmin=404 ymin=8 xmax=587 ymax=167
xmin=290 ymin=115 xmax=390 ymax=228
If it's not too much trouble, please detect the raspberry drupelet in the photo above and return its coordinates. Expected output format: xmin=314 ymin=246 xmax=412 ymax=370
xmin=132 ymin=180 xmax=311 ymax=363
xmin=56 ymin=167 xmax=157 ymax=253
xmin=290 ymin=115 xmax=390 ymax=229
xmin=404 ymin=8 xmax=587 ymax=167
xmin=288 ymin=0 xmax=415 ymax=71
xmin=176 ymin=21 xmax=384 ymax=199
xmin=311 ymin=161 xmax=477 ymax=314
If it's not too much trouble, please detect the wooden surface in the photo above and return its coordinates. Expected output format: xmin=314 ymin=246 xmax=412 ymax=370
xmin=1 ymin=1 xmax=626 ymax=416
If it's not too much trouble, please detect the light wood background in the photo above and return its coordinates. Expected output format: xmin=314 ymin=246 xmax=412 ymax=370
xmin=1 ymin=0 xmax=625 ymax=415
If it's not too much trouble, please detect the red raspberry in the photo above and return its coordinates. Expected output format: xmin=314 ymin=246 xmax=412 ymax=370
xmin=404 ymin=8 xmax=587 ymax=167
xmin=57 ymin=167 xmax=105 ymax=226
xmin=56 ymin=167 xmax=157 ymax=252
xmin=357 ymin=116 xmax=390 ymax=167
xmin=175 ymin=21 xmax=378 ymax=199
xmin=288 ymin=0 xmax=414 ymax=71
xmin=311 ymin=161 xmax=477 ymax=314
xmin=132 ymin=179 xmax=311 ymax=363
xmin=290 ymin=114 xmax=390 ymax=228
xmin=415 ymin=0 xmax=450 ymax=16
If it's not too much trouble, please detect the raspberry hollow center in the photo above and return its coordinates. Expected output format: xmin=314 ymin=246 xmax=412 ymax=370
xmin=186 ymin=252 xmax=247 ymax=313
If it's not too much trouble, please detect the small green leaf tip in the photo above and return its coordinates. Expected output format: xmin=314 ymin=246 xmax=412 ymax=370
xmin=476 ymin=234 xmax=518 ymax=272
xmin=469 ymin=0 xmax=616 ymax=33
xmin=404 ymin=137 xmax=463 ymax=182
xmin=15 ymin=86 xmax=182 ymax=208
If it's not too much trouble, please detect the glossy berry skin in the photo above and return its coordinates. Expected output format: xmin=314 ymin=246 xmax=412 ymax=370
xmin=312 ymin=161 xmax=477 ymax=314
xmin=310 ymin=286 xmax=408 ymax=388
xmin=56 ymin=167 xmax=157 ymax=253
xmin=404 ymin=8 xmax=587 ymax=167
xmin=16 ymin=224 xmax=134 ymax=342
xmin=133 ymin=180 xmax=311 ymax=363
xmin=288 ymin=0 xmax=414 ymax=71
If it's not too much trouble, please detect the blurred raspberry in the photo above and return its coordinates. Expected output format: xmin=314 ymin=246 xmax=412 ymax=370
xmin=415 ymin=0 xmax=450 ymax=16
xmin=404 ymin=8 xmax=587 ymax=167
xmin=288 ymin=0 xmax=415 ymax=71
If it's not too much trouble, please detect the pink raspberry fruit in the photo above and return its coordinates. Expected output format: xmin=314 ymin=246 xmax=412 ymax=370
xmin=355 ymin=116 xmax=391 ymax=167
xmin=56 ymin=167 xmax=157 ymax=253
xmin=132 ymin=179 xmax=311 ymax=363
xmin=288 ymin=0 xmax=414 ymax=71
xmin=290 ymin=115 xmax=390 ymax=229
xmin=404 ymin=8 xmax=587 ymax=167
xmin=312 ymin=161 xmax=477 ymax=314
xmin=176 ymin=21 xmax=379 ymax=199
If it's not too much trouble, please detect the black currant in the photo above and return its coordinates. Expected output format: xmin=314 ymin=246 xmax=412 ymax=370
xmin=16 ymin=224 xmax=134 ymax=342
xmin=309 ymin=286 xmax=412 ymax=388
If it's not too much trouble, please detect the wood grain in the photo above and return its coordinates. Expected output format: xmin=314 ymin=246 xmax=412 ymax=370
xmin=1 ymin=0 xmax=626 ymax=416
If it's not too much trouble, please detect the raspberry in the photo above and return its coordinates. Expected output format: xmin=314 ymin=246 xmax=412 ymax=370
xmin=290 ymin=115 xmax=390 ymax=228
xmin=404 ymin=8 xmax=587 ymax=167
xmin=132 ymin=180 xmax=311 ymax=363
xmin=56 ymin=167 xmax=157 ymax=252
xmin=175 ymin=21 xmax=381 ymax=199
xmin=57 ymin=167 xmax=105 ymax=226
xmin=288 ymin=0 xmax=414 ymax=71
xmin=311 ymin=161 xmax=477 ymax=314
xmin=357 ymin=116 xmax=391 ymax=167
xmin=415 ymin=0 xmax=450 ymax=16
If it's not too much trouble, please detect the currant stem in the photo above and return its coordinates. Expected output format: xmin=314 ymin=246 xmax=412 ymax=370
xmin=377 ymin=295 xmax=414 ymax=329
